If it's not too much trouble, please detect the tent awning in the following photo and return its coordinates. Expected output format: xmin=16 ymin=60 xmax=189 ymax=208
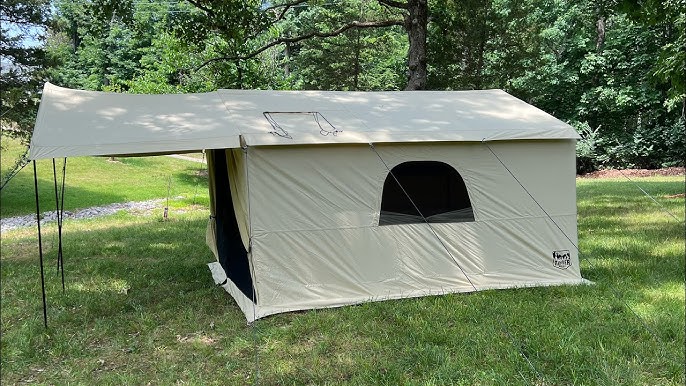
xmin=29 ymin=83 xmax=241 ymax=160
xmin=29 ymin=83 xmax=579 ymax=160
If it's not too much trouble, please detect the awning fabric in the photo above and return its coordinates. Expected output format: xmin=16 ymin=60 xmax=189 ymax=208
xmin=29 ymin=83 xmax=579 ymax=160
xmin=29 ymin=83 xmax=240 ymax=160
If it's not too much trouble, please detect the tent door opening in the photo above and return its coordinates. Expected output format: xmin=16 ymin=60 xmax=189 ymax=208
xmin=210 ymin=149 xmax=255 ymax=302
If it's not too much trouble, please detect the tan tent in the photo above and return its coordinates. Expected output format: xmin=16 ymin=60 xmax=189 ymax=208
xmin=30 ymin=83 xmax=589 ymax=322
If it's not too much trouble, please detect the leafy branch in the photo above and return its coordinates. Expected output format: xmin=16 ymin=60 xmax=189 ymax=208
xmin=195 ymin=19 xmax=403 ymax=71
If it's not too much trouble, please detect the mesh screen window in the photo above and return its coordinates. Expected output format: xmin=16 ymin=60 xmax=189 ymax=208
xmin=379 ymin=161 xmax=475 ymax=225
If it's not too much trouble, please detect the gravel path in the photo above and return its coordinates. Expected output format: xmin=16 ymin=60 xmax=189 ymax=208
xmin=167 ymin=154 xmax=206 ymax=163
xmin=1 ymin=199 xmax=165 ymax=232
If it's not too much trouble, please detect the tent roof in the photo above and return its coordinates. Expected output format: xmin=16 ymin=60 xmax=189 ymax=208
xmin=29 ymin=82 xmax=579 ymax=160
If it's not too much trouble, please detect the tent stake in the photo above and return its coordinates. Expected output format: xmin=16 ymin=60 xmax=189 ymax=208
xmin=33 ymin=160 xmax=48 ymax=328
xmin=191 ymin=150 xmax=206 ymax=206
xmin=164 ymin=175 xmax=171 ymax=220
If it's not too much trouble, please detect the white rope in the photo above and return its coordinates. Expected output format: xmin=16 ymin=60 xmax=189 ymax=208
xmin=617 ymin=169 xmax=684 ymax=223
xmin=243 ymin=146 xmax=260 ymax=385
xmin=482 ymin=140 xmax=665 ymax=343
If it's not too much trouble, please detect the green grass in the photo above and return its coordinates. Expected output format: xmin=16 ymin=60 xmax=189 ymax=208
xmin=180 ymin=152 xmax=206 ymax=160
xmin=1 ymin=135 xmax=29 ymax=173
xmin=1 ymin=136 xmax=208 ymax=218
xmin=1 ymin=170 xmax=684 ymax=384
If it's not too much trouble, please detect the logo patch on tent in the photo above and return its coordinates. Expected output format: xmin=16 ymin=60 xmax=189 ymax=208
xmin=552 ymin=250 xmax=571 ymax=269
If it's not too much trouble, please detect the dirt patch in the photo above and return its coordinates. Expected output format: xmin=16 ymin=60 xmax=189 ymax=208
xmin=578 ymin=167 xmax=685 ymax=179
xmin=176 ymin=333 xmax=217 ymax=346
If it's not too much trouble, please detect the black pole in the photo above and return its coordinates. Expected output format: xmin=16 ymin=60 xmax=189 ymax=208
xmin=33 ymin=160 xmax=48 ymax=328
xmin=52 ymin=158 xmax=67 ymax=291
xmin=59 ymin=158 xmax=67 ymax=291
xmin=52 ymin=159 xmax=60 ymax=274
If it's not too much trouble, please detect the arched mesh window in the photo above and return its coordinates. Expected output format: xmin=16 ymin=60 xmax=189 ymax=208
xmin=379 ymin=161 xmax=474 ymax=225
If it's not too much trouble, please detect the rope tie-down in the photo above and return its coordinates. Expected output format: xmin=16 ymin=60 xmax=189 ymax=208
xmin=369 ymin=142 xmax=547 ymax=385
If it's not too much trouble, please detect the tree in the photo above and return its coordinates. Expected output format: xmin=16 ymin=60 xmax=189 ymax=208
xmin=185 ymin=0 xmax=430 ymax=90
xmin=619 ymin=0 xmax=685 ymax=110
xmin=47 ymin=0 xmax=139 ymax=91
xmin=0 ymin=0 xmax=52 ymax=143
xmin=286 ymin=0 xmax=407 ymax=90
xmin=425 ymin=0 xmax=683 ymax=169
xmin=427 ymin=0 xmax=494 ymax=90
xmin=29 ymin=0 xmax=686 ymax=169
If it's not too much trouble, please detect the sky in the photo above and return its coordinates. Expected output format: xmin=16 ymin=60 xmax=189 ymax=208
xmin=1 ymin=21 xmax=46 ymax=74
xmin=4 ymin=22 xmax=46 ymax=48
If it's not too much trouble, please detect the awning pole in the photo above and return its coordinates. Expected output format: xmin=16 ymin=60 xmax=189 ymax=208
xmin=59 ymin=158 xmax=67 ymax=291
xmin=33 ymin=160 xmax=48 ymax=328
xmin=52 ymin=158 xmax=67 ymax=292
xmin=52 ymin=159 xmax=59 ymax=274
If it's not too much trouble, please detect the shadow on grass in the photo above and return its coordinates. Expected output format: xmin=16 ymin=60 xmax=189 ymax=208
xmin=173 ymin=165 xmax=208 ymax=187
xmin=2 ymin=215 xmax=239 ymax=326
xmin=0 ymin=178 xmax=683 ymax=384
xmin=0 ymin=156 xmax=209 ymax=218
xmin=578 ymin=218 xmax=683 ymax=281
xmin=577 ymin=189 xmax=684 ymax=285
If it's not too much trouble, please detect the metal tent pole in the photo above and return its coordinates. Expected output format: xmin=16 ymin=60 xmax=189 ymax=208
xmin=59 ymin=158 xmax=67 ymax=291
xmin=52 ymin=159 xmax=60 ymax=273
xmin=52 ymin=158 xmax=67 ymax=291
xmin=33 ymin=160 xmax=48 ymax=328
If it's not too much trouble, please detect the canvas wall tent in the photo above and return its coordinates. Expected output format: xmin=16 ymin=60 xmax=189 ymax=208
xmin=30 ymin=82 xmax=589 ymax=322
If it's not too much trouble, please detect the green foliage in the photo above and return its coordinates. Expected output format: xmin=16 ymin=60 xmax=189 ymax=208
xmin=123 ymin=1 xmax=246 ymax=93
xmin=46 ymin=0 xmax=291 ymax=92
xmin=428 ymin=0 xmax=495 ymax=89
xmin=428 ymin=0 xmax=683 ymax=170
xmin=47 ymin=0 xmax=157 ymax=91
xmin=0 ymin=0 xmax=53 ymax=143
xmin=32 ymin=0 xmax=686 ymax=168
xmin=286 ymin=1 xmax=407 ymax=91
xmin=170 ymin=0 xmax=288 ymax=90
xmin=575 ymin=11 xmax=683 ymax=168
xmin=620 ymin=0 xmax=686 ymax=111
xmin=574 ymin=122 xmax=600 ymax=174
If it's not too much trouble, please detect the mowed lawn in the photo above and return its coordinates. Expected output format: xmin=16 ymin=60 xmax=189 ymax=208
xmin=1 ymin=136 xmax=208 ymax=218
xmin=1 ymin=142 xmax=684 ymax=384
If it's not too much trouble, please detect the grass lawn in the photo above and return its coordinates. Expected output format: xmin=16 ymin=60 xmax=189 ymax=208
xmin=1 ymin=135 xmax=209 ymax=218
xmin=0 ymin=135 xmax=29 ymax=178
xmin=180 ymin=152 xmax=206 ymax=160
xmin=1 ymin=161 xmax=684 ymax=384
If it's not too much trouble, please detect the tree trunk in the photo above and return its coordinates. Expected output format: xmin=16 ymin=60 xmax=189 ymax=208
xmin=475 ymin=34 xmax=486 ymax=89
xmin=596 ymin=16 xmax=606 ymax=51
xmin=404 ymin=0 xmax=428 ymax=90
xmin=353 ymin=29 xmax=361 ymax=90
xmin=235 ymin=60 xmax=243 ymax=89
xmin=284 ymin=43 xmax=291 ymax=77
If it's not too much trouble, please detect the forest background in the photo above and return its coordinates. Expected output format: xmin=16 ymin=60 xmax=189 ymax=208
xmin=2 ymin=0 xmax=684 ymax=173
